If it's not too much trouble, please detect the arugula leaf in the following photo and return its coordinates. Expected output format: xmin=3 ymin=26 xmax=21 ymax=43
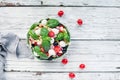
xmin=34 ymin=46 xmax=48 ymax=59
xmin=30 ymin=23 xmax=39 ymax=30
xmin=47 ymin=19 xmax=59 ymax=28
xmin=40 ymin=28 xmax=49 ymax=37
xmin=42 ymin=40 xmax=50 ymax=52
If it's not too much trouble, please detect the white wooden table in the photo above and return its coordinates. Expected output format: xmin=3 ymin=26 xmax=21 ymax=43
xmin=1 ymin=0 xmax=120 ymax=80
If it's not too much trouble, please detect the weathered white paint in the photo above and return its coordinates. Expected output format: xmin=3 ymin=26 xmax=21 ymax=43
xmin=0 ymin=7 xmax=120 ymax=39
xmin=0 ymin=0 xmax=120 ymax=79
xmin=1 ymin=0 xmax=120 ymax=6
xmin=5 ymin=72 xmax=120 ymax=80
xmin=4 ymin=40 xmax=120 ymax=72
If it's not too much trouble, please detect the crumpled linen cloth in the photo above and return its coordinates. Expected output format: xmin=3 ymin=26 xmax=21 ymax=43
xmin=0 ymin=32 xmax=32 ymax=80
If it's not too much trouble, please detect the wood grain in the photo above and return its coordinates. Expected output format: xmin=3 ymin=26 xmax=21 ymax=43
xmin=5 ymin=72 xmax=120 ymax=80
xmin=0 ymin=7 xmax=120 ymax=39
xmin=1 ymin=0 xmax=120 ymax=7
xmin=5 ymin=40 xmax=120 ymax=72
xmin=0 ymin=0 xmax=120 ymax=79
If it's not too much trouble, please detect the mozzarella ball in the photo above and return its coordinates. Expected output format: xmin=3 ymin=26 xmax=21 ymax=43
xmin=35 ymin=28 xmax=41 ymax=35
xmin=50 ymin=38 xmax=54 ymax=44
xmin=52 ymin=28 xmax=59 ymax=34
xmin=41 ymin=19 xmax=47 ymax=26
xmin=59 ymin=41 xmax=66 ymax=47
xmin=48 ymin=49 xmax=56 ymax=56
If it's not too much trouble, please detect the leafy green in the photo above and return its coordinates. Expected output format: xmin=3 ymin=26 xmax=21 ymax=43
xmin=40 ymin=28 xmax=49 ymax=37
xmin=42 ymin=40 xmax=50 ymax=52
xmin=30 ymin=23 xmax=39 ymax=30
xmin=29 ymin=30 xmax=39 ymax=40
xmin=64 ymin=32 xmax=70 ymax=42
xmin=47 ymin=19 xmax=59 ymax=28
xmin=34 ymin=46 xmax=48 ymax=59
xmin=56 ymin=32 xmax=64 ymax=41
xmin=42 ymin=36 xmax=51 ymax=41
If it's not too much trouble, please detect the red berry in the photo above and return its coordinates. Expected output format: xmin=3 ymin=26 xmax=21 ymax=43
xmin=58 ymin=10 xmax=64 ymax=17
xmin=54 ymin=46 xmax=61 ymax=53
xmin=69 ymin=72 xmax=75 ymax=79
xmin=48 ymin=31 xmax=55 ymax=37
xmin=61 ymin=58 xmax=68 ymax=64
xmin=77 ymin=19 xmax=83 ymax=25
xmin=79 ymin=64 xmax=85 ymax=69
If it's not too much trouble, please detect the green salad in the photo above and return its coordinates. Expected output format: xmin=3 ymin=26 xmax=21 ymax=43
xmin=27 ymin=18 xmax=70 ymax=60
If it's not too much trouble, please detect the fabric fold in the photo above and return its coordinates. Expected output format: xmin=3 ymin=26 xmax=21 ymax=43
xmin=0 ymin=32 xmax=32 ymax=80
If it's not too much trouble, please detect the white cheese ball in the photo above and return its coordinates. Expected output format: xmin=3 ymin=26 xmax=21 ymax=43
xmin=41 ymin=19 xmax=47 ymax=26
xmin=48 ymin=49 xmax=56 ymax=56
xmin=52 ymin=28 xmax=59 ymax=34
xmin=35 ymin=28 xmax=41 ymax=35
xmin=59 ymin=41 xmax=66 ymax=47
xmin=33 ymin=51 xmax=39 ymax=57
xmin=50 ymin=38 xmax=54 ymax=44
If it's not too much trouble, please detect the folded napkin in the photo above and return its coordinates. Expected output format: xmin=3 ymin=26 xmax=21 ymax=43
xmin=0 ymin=32 xmax=32 ymax=80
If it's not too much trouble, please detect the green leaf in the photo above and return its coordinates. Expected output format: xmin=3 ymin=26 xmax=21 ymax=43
xmin=30 ymin=23 xmax=39 ymax=30
xmin=42 ymin=40 xmax=50 ymax=52
xmin=34 ymin=46 xmax=41 ymax=53
xmin=56 ymin=32 xmax=64 ymax=41
xmin=40 ymin=28 xmax=49 ymax=37
xmin=64 ymin=32 xmax=70 ymax=42
xmin=34 ymin=46 xmax=48 ymax=59
xmin=29 ymin=30 xmax=39 ymax=40
xmin=42 ymin=36 xmax=51 ymax=41
xmin=47 ymin=19 xmax=59 ymax=28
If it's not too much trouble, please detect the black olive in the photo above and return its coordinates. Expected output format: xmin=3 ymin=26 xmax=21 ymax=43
xmin=32 ymin=44 xmax=35 ymax=47
xmin=53 ymin=41 xmax=58 ymax=46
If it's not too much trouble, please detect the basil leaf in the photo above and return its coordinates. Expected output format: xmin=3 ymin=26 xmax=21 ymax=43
xmin=64 ymin=32 xmax=70 ymax=42
xmin=34 ymin=46 xmax=48 ymax=59
xmin=30 ymin=23 xmax=39 ymax=30
xmin=34 ymin=46 xmax=41 ymax=53
xmin=42 ymin=36 xmax=51 ymax=41
xmin=40 ymin=28 xmax=49 ymax=37
xmin=56 ymin=32 xmax=64 ymax=41
xmin=47 ymin=19 xmax=59 ymax=28
xmin=42 ymin=40 xmax=50 ymax=52
xmin=29 ymin=30 xmax=39 ymax=40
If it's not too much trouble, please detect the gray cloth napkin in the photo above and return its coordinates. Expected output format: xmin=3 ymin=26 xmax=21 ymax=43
xmin=0 ymin=32 xmax=32 ymax=80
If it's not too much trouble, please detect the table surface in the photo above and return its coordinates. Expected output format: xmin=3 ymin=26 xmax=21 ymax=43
xmin=1 ymin=0 xmax=120 ymax=80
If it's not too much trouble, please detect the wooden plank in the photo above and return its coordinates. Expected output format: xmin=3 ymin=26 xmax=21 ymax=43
xmin=18 ymin=40 xmax=120 ymax=55
xmin=1 ymin=0 xmax=120 ymax=7
xmin=5 ymin=59 xmax=120 ymax=72
xmin=5 ymin=40 xmax=120 ymax=72
xmin=0 ymin=7 xmax=120 ymax=39
xmin=5 ymin=72 xmax=120 ymax=80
